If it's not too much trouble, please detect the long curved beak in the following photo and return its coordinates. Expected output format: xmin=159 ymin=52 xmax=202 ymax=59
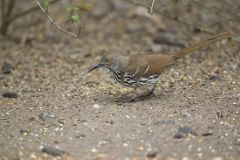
xmin=88 ymin=64 xmax=102 ymax=73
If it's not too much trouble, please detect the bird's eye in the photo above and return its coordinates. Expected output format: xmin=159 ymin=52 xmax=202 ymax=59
xmin=105 ymin=58 xmax=111 ymax=63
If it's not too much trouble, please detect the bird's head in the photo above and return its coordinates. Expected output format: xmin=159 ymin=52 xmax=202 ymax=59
xmin=88 ymin=54 xmax=125 ymax=73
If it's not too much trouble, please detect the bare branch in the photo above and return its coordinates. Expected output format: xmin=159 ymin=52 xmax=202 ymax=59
xmin=9 ymin=0 xmax=59 ymax=23
xmin=33 ymin=0 xmax=82 ymax=38
xmin=0 ymin=0 xmax=15 ymax=35
xmin=1 ymin=0 xmax=5 ymax=23
xmin=224 ymin=0 xmax=240 ymax=8
xmin=123 ymin=0 xmax=213 ymax=34
xmin=143 ymin=0 xmax=155 ymax=15
xmin=149 ymin=0 xmax=155 ymax=15
xmin=5 ymin=0 xmax=15 ymax=19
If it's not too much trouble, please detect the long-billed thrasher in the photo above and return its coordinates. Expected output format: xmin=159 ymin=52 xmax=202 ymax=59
xmin=88 ymin=32 xmax=232 ymax=101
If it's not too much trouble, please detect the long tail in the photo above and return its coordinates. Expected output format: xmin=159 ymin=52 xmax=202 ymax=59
xmin=173 ymin=32 xmax=233 ymax=60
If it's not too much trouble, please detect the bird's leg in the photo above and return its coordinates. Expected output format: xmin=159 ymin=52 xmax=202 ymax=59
xmin=116 ymin=87 xmax=136 ymax=102
xmin=127 ymin=83 xmax=157 ymax=102
xmin=143 ymin=83 xmax=157 ymax=96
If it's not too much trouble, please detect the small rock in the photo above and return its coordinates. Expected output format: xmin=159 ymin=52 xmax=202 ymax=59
xmin=76 ymin=134 xmax=85 ymax=139
xmin=208 ymin=75 xmax=221 ymax=81
xmin=193 ymin=27 xmax=201 ymax=33
xmin=106 ymin=120 xmax=114 ymax=125
xmin=153 ymin=34 xmax=172 ymax=44
xmin=39 ymin=112 xmax=55 ymax=121
xmin=1 ymin=62 xmax=12 ymax=74
xmin=174 ymin=127 xmax=197 ymax=139
xmin=216 ymin=111 xmax=224 ymax=118
xmin=92 ymin=104 xmax=101 ymax=109
xmin=146 ymin=151 xmax=158 ymax=158
xmin=20 ymin=128 xmax=29 ymax=134
xmin=91 ymin=148 xmax=98 ymax=153
xmin=30 ymin=153 xmax=37 ymax=159
xmin=202 ymin=132 xmax=213 ymax=136
xmin=42 ymin=145 xmax=65 ymax=156
xmin=28 ymin=117 xmax=35 ymax=122
xmin=2 ymin=92 xmax=18 ymax=98
xmin=58 ymin=118 xmax=65 ymax=124
xmin=123 ymin=142 xmax=128 ymax=147
xmin=233 ymin=136 xmax=240 ymax=145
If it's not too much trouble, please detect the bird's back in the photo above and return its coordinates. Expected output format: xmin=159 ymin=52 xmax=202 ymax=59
xmin=125 ymin=54 xmax=175 ymax=79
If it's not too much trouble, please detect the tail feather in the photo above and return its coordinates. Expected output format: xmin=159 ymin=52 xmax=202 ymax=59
xmin=173 ymin=32 xmax=233 ymax=60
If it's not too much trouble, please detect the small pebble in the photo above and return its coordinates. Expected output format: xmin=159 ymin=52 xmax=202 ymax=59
xmin=153 ymin=34 xmax=172 ymax=44
xmin=42 ymin=145 xmax=64 ymax=156
xmin=30 ymin=153 xmax=37 ymax=159
xmin=92 ymin=104 xmax=101 ymax=109
xmin=2 ymin=92 xmax=18 ymax=98
xmin=91 ymin=148 xmax=98 ymax=153
xmin=123 ymin=143 xmax=128 ymax=147
xmin=146 ymin=151 xmax=158 ymax=158
xmin=234 ymin=137 xmax=240 ymax=145
xmin=39 ymin=112 xmax=55 ymax=121
xmin=19 ymin=128 xmax=29 ymax=135
xmin=1 ymin=62 xmax=12 ymax=74
xmin=28 ymin=117 xmax=35 ymax=122
xmin=174 ymin=127 xmax=197 ymax=139
xmin=216 ymin=111 xmax=224 ymax=118
xmin=75 ymin=134 xmax=85 ymax=139
xmin=202 ymin=132 xmax=213 ymax=136
xmin=208 ymin=75 xmax=221 ymax=81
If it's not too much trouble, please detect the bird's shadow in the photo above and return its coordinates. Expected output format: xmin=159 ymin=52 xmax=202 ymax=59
xmin=113 ymin=88 xmax=174 ymax=105
xmin=114 ymin=93 xmax=156 ymax=104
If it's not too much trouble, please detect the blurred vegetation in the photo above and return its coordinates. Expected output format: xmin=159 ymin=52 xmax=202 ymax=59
xmin=0 ymin=0 xmax=59 ymax=36
xmin=0 ymin=0 xmax=82 ymax=37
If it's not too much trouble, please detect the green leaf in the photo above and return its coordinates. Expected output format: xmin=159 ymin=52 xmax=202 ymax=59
xmin=67 ymin=5 xmax=80 ymax=24
xmin=70 ymin=15 xmax=79 ymax=23
xmin=67 ymin=5 xmax=79 ymax=13
xmin=42 ymin=0 xmax=49 ymax=11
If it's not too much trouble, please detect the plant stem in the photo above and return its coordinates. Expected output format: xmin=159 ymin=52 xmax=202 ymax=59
xmin=9 ymin=0 xmax=59 ymax=22
xmin=0 ymin=0 xmax=15 ymax=35
xmin=0 ymin=0 xmax=60 ymax=36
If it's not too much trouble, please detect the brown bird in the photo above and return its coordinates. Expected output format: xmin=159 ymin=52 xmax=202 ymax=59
xmin=89 ymin=32 xmax=232 ymax=101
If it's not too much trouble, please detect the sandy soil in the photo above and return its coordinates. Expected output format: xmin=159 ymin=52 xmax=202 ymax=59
xmin=0 ymin=0 xmax=239 ymax=159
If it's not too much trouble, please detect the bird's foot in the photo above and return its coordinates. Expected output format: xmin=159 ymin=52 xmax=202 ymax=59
xmin=128 ymin=90 xmax=155 ymax=102
xmin=117 ymin=90 xmax=155 ymax=103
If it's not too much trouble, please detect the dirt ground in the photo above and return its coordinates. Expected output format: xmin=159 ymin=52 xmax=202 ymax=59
xmin=0 ymin=0 xmax=240 ymax=160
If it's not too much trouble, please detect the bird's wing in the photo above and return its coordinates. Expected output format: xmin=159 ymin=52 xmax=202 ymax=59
xmin=126 ymin=54 xmax=175 ymax=79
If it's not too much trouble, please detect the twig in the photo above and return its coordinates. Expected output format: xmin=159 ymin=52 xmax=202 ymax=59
xmin=9 ymin=0 xmax=59 ymax=23
xmin=144 ymin=0 xmax=155 ymax=15
xmin=0 ymin=0 xmax=15 ymax=35
xmin=6 ymin=107 xmax=18 ymax=115
xmin=123 ymin=0 xmax=213 ymax=34
xmin=33 ymin=0 xmax=81 ymax=38
xmin=224 ymin=0 xmax=240 ymax=8
xmin=1 ymin=0 xmax=5 ymax=24
xmin=149 ymin=0 xmax=155 ymax=15
xmin=5 ymin=0 xmax=15 ymax=19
